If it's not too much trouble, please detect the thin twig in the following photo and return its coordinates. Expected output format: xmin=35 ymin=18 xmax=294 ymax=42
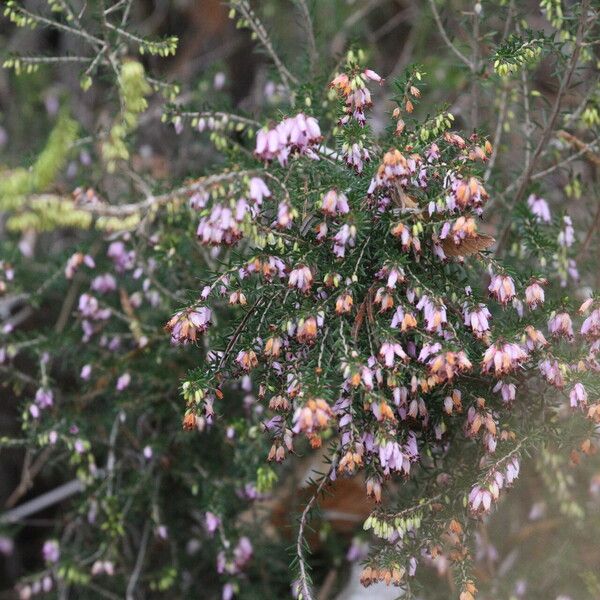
xmin=427 ymin=0 xmax=473 ymax=69
xmin=11 ymin=5 xmax=105 ymax=48
xmin=531 ymin=139 xmax=600 ymax=180
xmin=233 ymin=0 xmax=298 ymax=91
xmin=126 ymin=520 xmax=151 ymax=600
xmin=106 ymin=411 xmax=125 ymax=496
xmin=484 ymin=86 xmax=509 ymax=182
xmin=296 ymin=454 xmax=338 ymax=600
xmin=471 ymin=7 xmax=481 ymax=128
xmin=578 ymin=201 xmax=600 ymax=261
xmin=217 ymin=299 xmax=262 ymax=371
xmin=330 ymin=0 xmax=387 ymax=52
xmin=0 ymin=479 xmax=85 ymax=524
xmin=12 ymin=56 xmax=92 ymax=64
xmin=520 ymin=65 xmax=533 ymax=171
xmin=295 ymin=0 xmax=318 ymax=73
xmin=556 ymin=130 xmax=600 ymax=166
xmin=495 ymin=0 xmax=591 ymax=254
xmin=484 ymin=0 xmax=514 ymax=182
xmin=4 ymin=447 xmax=53 ymax=509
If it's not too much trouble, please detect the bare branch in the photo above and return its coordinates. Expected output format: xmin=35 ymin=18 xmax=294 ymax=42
xmin=294 ymin=0 xmax=318 ymax=72
xmin=126 ymin=520 xmax=151 ymax=600
xmin=233 ymin=0 xmax=298 ymax=92
xmin=484 ymin=86 xmax=510 ymax=182
xmin=296 ymin=454 xmax=338 ymax=600
xmin=495 ymin=0 xmax=591 ymax=254
xmin=427 ymin=0 xmax=473 ymax=69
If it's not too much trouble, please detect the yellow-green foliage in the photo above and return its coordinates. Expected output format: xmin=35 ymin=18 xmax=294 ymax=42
xmin=540 ymin=0 xmax=563 ymax=29
xmin=95 ymin=214 xmax=141 ymax=231
xmin=6 ymin=195 xmax=92 ymax=232
xmin=0 ymin=111 xmax=78 ymax=211
xmin=493 ymin=39 xmax=542 ymax=78
xmin=6 ymin=196 xmax=144 ymax=233
xmin=139 ymin=36 xmax=178 ymax=57
xmin=2 ymin=57 xmax=40 ymax=75
xmin=102 ymin=60 xmax=150 ymax=173
xmin=3 ymin=1 xmax=37 ymax=29
xmin=581 ymin=104 xmax=600 ymax=128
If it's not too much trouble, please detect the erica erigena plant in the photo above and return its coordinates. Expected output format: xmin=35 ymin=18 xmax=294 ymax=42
xmin=165 ymin=52 xmax=598 ymax=596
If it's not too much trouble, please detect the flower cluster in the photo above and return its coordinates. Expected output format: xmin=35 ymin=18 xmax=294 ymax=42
xmin=158 ymin=61 xmax=600 ymax=592
xmin=255 ymin=113 xmax=321 ymax=165
xmin=469 ymin=456 xmax=520 ymax=516
xmin=3 ymin=7 xmax=596 ymax=593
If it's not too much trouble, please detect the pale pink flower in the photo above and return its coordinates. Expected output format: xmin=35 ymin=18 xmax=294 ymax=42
xmin=493 ymin=380 xmax=516 ymax=404
xmin=346 ymin=537 xmax=370 ymax=562
xmin=42 ymin=540 xmax=60 ymax=563
xmin=35 ymin=387 xmax=53 ymax=409
xmin=91 ymin=560 xmax=115 ymax=576
xmin=505 ymin=457 xmax=520 ymax=484
xmin=481 ymin=341 xmax=528 ymax=375
xmin=361 ymin=365 xmax=374 ymax=390
xmin=378 ymin=440 xmax=412 ymax=476
xmin=488 ymin=274 xmax=516 ymax=305
xmin=166 ymin=306 xmax=212 ymax=344
xmin=527 ymin=194 xmax=551 ymax=223
xmin=116 ymin=373 xmax=130 ymax=391
xmin=288 ymin=265 xmax=313 ymax=293
xmin=569 ymin=383 xmax=588 ymax=409
xmin=78 ymin=293 xmax=111 ymax=320
xmin=417 ymin=295 xmax=447 ymax=332
xmin=385 ymin=266 xmax=405 ymax=289
xmin=65 ymin=252 xmax=95 ymax=279
xmin=255 ymin=113 xmax=321 ymax=165
xmin=558 ymin=215 xmax=575 ymax=247
xmin=205 ymin=511 xmax=221 ymax=536
xmin=91 ymin=273 xmax=117 ymax=294
xmin=469 ymin=459 xmax=519 ymax=516
xmin=548 ymin=312 xmax=573 ymax=338
xmin=363 ymin=69 xmax=383 ymax=84
xmin=464 ymin=304 xmax=491 ymax=337
xmin=248 ymin=177 xmax=271 ymax=204
xmin=236 ymin=349 xmax=258 ymax=371
xmin=343 ymin=142 xmax=370 ymax=173
xmin=468 ymin=485 xmax=493 ymax=514
xmin=525 ymin=280 xmax=545 ymax=309
xmin=107 ymin=241 xmax=135 ymax=272
xmin=426 ymin=143 xmax=440 ymax=162
xmin=315 ymin=221 xmax=328 ymax=241
xmin=276 ymin=201 xmax=294 ymax=228
xmin=333 ymin=224 xmax=356 ymax=258
xmin=292 ymin=398 xmax=333 ymax=434
xmin=197 ymin=204 xmax=244 ymax=246
xmin=523 ymin=325 xmax=547 ymax=351
xmin=581 ymin=308 xmax=600 ymax=339
xmin=321 ymin=189 xmax=350 ymax=216
xmin=189 ymin=190 xmax=209 ymax=210
xmin=539 ymin=359 xmax=564 ymax=387
xmin=379 ymin=342 xmax=408 ymax=367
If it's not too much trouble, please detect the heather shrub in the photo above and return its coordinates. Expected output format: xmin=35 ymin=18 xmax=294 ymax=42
xmin=0 ymin=1 xmax=599 ymax=599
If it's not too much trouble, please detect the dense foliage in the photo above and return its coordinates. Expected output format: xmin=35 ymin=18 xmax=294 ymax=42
xmin=0 ymin=1 xmax=599 ymax=599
